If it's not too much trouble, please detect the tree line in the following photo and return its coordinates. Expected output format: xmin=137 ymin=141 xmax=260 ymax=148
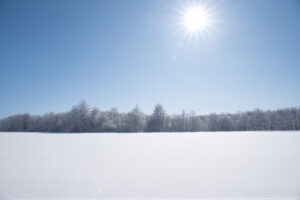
xmin=0 ymin=100 xmax=300 ymax=132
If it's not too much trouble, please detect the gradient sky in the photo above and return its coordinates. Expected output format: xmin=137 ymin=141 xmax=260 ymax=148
xmin=0 ymin=0 xmax=300 ymax=118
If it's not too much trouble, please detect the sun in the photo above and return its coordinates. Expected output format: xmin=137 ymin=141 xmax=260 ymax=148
xmin=184 ymin=6 xmax=209 ymax=32
xmin=178 ymin=2 xmax=216 ymax=39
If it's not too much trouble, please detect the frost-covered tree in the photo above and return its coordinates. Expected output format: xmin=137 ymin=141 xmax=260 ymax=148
xmin=0 ymin=100 xmax=300 ymax=133
xmin=89 ymin=107 xmax=101 ymax=132
xmin=69 ymin=100 xmax=90 ymax=132
xmin=147 ymin=104 xmax=166 ymax=132
xmin=126 ymin=105 xmax=146 ymax=132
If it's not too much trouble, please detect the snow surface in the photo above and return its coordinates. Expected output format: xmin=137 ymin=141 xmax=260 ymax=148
xmin=0 ymin=132 xmax=299 ymax=200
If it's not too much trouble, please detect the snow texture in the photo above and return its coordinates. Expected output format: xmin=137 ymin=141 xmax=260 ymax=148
xmin=0 ymin=132 xmax=300 ymax=199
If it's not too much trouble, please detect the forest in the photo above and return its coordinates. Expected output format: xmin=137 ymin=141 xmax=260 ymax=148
xmin=0 ymin=100 xmax=300 ymax=132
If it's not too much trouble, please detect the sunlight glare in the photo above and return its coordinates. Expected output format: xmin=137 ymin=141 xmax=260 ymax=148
xmin=184 ymin=6 xmax=208 ymax=32
xmin=178 ymin=2 xmax=217 ymax=40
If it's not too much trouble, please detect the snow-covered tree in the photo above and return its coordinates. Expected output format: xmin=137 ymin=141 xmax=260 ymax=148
xmin=147 ymin=104 xmax=166 ymax=132
xmin=126 ymin=105 xmax=146 ymax=132
xmin=0 ymin=100 xmax=299 ymax=133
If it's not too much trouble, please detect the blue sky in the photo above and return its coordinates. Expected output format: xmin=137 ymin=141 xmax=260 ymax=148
xmin=0 ymin=0 xmax=300 ymax=118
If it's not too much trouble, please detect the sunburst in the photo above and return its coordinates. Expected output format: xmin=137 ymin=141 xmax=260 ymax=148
xmin=178 ymin=1 xmax=217 ymax=40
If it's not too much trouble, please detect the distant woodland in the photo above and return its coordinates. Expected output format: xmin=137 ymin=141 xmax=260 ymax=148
xmin=0 ymin=100 xmax=300 ymax=132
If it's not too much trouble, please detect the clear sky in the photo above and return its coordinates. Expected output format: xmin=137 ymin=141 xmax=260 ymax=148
xmin=0 ymin=0 xmax=300 ymax=118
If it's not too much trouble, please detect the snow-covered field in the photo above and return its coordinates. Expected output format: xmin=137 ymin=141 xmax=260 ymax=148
xmin=0 ymin=132 xmax=299 ymax=200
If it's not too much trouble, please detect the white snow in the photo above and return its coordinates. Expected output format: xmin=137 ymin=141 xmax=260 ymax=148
xmin=0 ymin=132 xmax=300 ymax=200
